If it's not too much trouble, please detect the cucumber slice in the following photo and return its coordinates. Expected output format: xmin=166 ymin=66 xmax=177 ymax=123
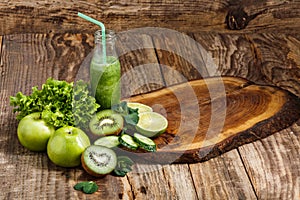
xmin=94 ymin=136 xmax=120 ymax=148
xmin=119 ymin=134 xmax=139 ymax=150
xmin=133 ymin=133 xmax=157 ymax=152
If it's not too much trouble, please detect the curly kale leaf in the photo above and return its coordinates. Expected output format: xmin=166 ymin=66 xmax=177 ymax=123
xmin=10 ymin=78 xmax=100 ymax=129
xmin=72 ymin=80 xmax=100 ymax=129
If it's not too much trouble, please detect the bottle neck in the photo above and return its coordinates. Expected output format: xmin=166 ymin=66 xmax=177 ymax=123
xmin=93 ymin=30 xmax=117 ymax=62
xmin=94 ymin=30 xmax=116 ymax=44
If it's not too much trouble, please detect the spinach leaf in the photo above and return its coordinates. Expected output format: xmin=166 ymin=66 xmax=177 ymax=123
xmin=74 ymin=181 xmax=98 ymax=194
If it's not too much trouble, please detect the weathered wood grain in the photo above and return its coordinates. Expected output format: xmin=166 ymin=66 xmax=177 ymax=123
xmin=193 ymin=33 xmax=264 ymax=82
xmin=161 ymin=164 xmax=198 ymax=199
xmin=0 ymin=35 xmax=2 ymax=55
xmin=193 ymin=33 xmax=300 ymax=98
xmin=151 ymin=31 xmax=208 ymax=85
xmin=0 ymin=33 xmax=133 ymax=199
xmin=0 ymin=36 xmax=3 ymax=79
xmin=238 ymin=121 xmax=300 ymax=199
xmin=127 ymin=164 xmax=198 ymax=199
xmin=189 ymin=150 xmax=257 ymax=199
xmin=0 ymin=0 xmax=300 ymax=35
xmin=0 ymin=33 xmax=94 ymax=86
xmin=249 ymin=33 xmax=300 ymax=97
xmin=127 ymin=164 xmax=171 ymax=199
xmin=116 ymin=31 xmax=165 ymax=97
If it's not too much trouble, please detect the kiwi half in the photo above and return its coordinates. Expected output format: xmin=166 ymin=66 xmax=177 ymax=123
xmin=89 ymin=109 xmax=124 ymax=136
xmin=81 ymin=145 xmax=117 ymax=177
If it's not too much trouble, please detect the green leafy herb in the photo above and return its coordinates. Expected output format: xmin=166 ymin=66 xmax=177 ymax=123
xmin=10 ymin=78 xmax=100 ymax=129
xmin=74 ymin=181 xmax=98 ymax=194
xmin=72 ymin=80 xmax=100 ymax=129
xmin=112 ymin=101 xmax=139 ymax=126
xmin=113 ymin=156 xmax=134 ymax=177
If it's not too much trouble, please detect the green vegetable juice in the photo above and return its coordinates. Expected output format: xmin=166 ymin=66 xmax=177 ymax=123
xmin=90 ymin=56 xmax=121 ymax=109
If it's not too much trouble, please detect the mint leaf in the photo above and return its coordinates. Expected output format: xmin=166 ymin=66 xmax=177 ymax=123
xmin=111 ymin=101 xmax=128 ymax=115
xmin=113 ymin=156 xmax=134 ymax=177
xmin=124 ymin=113 xmax=139 ymax=126
xmin=83 ymin=182 xmax=98 ymax=194
xmin=74 ymin=181 xmax=98 ymax=194
xmin=73 ymin=182 xmax=86 ymax=191
xmin=112 ymin=101 xmax=139 ymax=126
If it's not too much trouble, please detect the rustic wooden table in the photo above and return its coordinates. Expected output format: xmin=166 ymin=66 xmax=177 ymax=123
xmin=1 ymin=31 xmax=300 ymax=200
xmin=1 ymin=1 xmax=300 ymax=199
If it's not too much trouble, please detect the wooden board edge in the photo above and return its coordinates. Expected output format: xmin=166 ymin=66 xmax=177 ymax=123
xmin=179 ymin=89 xmax=300 ymax=163
xmin=123 ymin=82 xmax=300 ymax=164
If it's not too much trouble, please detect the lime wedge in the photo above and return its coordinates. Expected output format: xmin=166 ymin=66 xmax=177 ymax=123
xmin=127 ymin=102 xmax=153 ymax=113
xmin=136 ymin=112 xmax=168 ymax=138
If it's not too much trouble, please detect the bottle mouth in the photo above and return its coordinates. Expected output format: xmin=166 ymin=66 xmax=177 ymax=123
xmin=94 ymin=30 xmax=116 ymax=42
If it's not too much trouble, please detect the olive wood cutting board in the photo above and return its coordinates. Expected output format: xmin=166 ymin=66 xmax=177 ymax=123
xmin=125 ymin=77 xmax=300 ymax=164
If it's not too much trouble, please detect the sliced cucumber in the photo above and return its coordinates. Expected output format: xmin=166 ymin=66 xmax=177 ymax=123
xmin=94 ymin=136 xmax=120 ymax=148
xmin=133 ymin=133 xmax=157 ymax=152
xmin=119 ymin=134 xmax=139 ymax=150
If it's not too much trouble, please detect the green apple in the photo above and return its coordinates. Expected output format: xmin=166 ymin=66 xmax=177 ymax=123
xmin=17 ymin=112 xmax=55 ymax=151
xmin=47 ymin=126 xmax=90 ymax=167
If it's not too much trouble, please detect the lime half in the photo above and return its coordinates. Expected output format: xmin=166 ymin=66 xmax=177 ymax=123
xmin=127 ymin=102 xmax=153 ymax=113
xmin=136 ymin=112 xmax=168 ymax=138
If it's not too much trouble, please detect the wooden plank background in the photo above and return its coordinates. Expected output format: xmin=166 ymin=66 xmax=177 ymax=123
xmin=0 ymin=0 xmax=300 ymax=35
xmin=1 ymin=31 xmax=300 ymax=199
xmin=1 ymin=0 xmax=300 ymax=199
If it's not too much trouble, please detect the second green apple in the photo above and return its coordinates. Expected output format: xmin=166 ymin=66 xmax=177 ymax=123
xmin=47 ymin=126 xmax=90 ymax=168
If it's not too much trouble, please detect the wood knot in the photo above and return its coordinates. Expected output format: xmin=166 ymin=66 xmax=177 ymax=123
xmin=225 ymin=7 xmax=249 ymax=30
xmin=140 ymin=186 xmax=147 ymax=194
xmin=226 ymin=7 xmax=267 ymax=30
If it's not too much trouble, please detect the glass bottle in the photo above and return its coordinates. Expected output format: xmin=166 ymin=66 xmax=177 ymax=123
xmin=90 ymin=30 xmax=121 ymax=109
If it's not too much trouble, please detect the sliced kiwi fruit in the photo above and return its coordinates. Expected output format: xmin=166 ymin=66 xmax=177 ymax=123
xmin=89 ymin=109 xmax=124 ymax=136
xmin=81 ymin=145 xmax=117 ymax=177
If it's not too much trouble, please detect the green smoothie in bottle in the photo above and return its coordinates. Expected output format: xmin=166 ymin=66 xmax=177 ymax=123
xmin=90 ymin=30 xmax=120 ymax=109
